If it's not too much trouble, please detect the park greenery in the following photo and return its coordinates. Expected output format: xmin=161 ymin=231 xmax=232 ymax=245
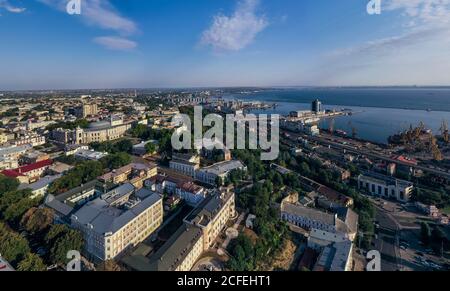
xmin=45 ymin=119 xmax=90 ymax=131
xmin=420 ymin=222 xmax=449 ymax=256
xmin=225 ymin=149 xmax=289 ymax=271
xmin=0 ymin=174 xmax=84 ymax=270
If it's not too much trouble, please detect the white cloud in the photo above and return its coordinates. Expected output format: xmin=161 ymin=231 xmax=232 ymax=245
xmin=93 ymin=36 xmax=137 ymax=51
xmin=201 ymin=0 xmax=268 ymax=52
xmin=0 ymin=0 xmax=26 ymax=13
xmin=385 ymin=0 xmax=450 ymax=26
xmin=38 ymin=0 xmax=137 ymax=35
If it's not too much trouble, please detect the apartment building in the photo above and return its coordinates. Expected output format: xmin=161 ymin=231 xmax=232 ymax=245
xmin=1 ymin=159 xmax=53 ymax=184
xmin=184 ymin=187 xmax=236 ymax=250
xmin=281 ymin=197 xmax=358 ymax=241
xmin=122 ymin=187 xmax=235 ymax=271
xmin=175 ymin=181 xmax=207 ymax=206
xmin=357 ymin=172 xmax=414 ymax=202
xmin=98 ymin=163 xmax=157 ymax=188
xmin=18 ymin=175 xmax=61 ymax=199
xmin=71 ymin=184 xmax=163 ymax=261
xmin=0 ymin=144 xmax=31 ymax=160
xmin=75 ymin=103 xmax=98 ymax=118
xmin=10 ymin=134 xmax=46 ymax=147
xmin=169 ymin=153 xmax=200 ymax=178
xmin=195 ymin=160 xmax=247 ymax=185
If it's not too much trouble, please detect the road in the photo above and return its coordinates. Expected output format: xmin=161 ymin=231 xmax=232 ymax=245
xmin=375 ymin=207 xmax=402 ymax=271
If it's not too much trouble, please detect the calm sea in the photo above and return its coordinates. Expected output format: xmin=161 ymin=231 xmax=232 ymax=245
xmin=223 ymin=88 xmax=450 ymax=144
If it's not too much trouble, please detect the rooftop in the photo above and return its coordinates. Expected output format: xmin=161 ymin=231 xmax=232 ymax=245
xmin=281 ymin=202 xmax=336 ymax=226
xmin=18 ymin=174 xmax=61 ymax=192
xmin=199 ymin=160 xmax=245 ymax=176
xmin=72 ymin=190 xmax=162 ymax=235
xmin=122 ymin=223 xmax=203 ymax=271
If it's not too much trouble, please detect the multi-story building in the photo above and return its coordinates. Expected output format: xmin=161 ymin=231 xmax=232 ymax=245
xmin=71 ymin=184 xmax=163 ymax=261
xmin=99 ymin=163 xmax=157 ymax=188
xmin=357 ymin=172 xmax=414 ymax=202
xmin=21 ymin=151 xmax=50 ymax=164
xmin=51 ymin=115 xmax=132 ymax=145
xmin=175 ymin=181 xmax=207 ymax=206
xmin=74 ymin=117 xmax=132 ymax=144
xmin=18 ymin=175 xmax=61 ymax=199
xmin=1 ymin=159 xmax=53 ymax=184
xmin=0 ymin=144 xmax=31 ymax=160
xmin=195 ymin=160 xmax=247 ymax=185
xmin=169 ymin=153 xmax=200 ymax=178
xmin=74 ymin=149 xmax=108 ymax=161
xmin=0 ymin=132 xmax=8 ymax=145
xmin=122 ymin=223 xmax=204 ymax=271
xmin=281 ymin=197 xmax=358 ymax=241
xmin=122 ymin=187 xmax=235 ymax=271
xmin=0 ymin=157 xmax=19 ymax=170
xmin=75 ymin=103 xmax=98 ymax=118
xmin=184 ymin=187 xmax=236 ymax=250
xmin=10 ymin=134 xmax=46 ymax=147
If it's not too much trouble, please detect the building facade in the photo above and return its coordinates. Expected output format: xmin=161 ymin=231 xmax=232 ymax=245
xmin=71 ymin=186 xmax=163 ymax=261
xmin=357 ymin=172 xmax=414 ymax=202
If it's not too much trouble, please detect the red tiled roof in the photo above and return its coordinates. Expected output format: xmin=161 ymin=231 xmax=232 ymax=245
xmin=16 ymin=159 xmax=52 ymax=174
xmin=1 ymin=169 xmax=24 ymax=177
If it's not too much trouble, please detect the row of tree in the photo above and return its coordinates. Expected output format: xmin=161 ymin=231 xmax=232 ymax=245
xmin=0 ymin=174 xmax=84 ymax=271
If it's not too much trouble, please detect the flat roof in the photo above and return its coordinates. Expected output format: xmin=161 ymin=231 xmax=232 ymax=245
xmin=282 ymin=202 xmax=336 ymax=226
xmin=122 ymin=223 xmax=203 ymax=271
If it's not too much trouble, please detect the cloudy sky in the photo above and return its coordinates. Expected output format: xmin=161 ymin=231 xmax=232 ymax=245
xmin=0 ymin=0 xmax=449 ymax=90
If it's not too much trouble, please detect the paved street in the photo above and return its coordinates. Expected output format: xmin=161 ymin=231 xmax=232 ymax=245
xmin=375 ymin=208 xmax=401 ymax=271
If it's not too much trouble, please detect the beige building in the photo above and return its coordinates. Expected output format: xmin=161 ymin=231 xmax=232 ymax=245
xmin=122 ymin=187 xmax=236 ymax=271
xmin=76 ymin=103 xmax=98 ymax=118
xmin=0 ymin=132 xmax=7 ymax=145
xmin=71 ymin=184 xmax=163 ymax=261
xmin=99 ymin=163 xmax=158 ymax=189
xmin=184 ymin=186 xmax=236 ymax=250
xmin=169 ymin=153 xmax=200 ymax=178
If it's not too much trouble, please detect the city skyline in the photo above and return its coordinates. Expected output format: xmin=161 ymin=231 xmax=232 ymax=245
xmin=1 ymin=0 xmax=450 ymax=90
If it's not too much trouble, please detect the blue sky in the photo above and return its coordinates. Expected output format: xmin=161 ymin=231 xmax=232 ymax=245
xmin=0 ymin=0 xmax=450 ymax=90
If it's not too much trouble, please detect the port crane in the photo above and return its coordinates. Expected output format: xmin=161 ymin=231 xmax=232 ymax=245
xmin=440 ymin=120 xmax=449 ymax=144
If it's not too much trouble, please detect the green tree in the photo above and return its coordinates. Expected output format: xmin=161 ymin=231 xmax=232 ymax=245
xmin=0 ymin=174 xmax=19 ymax=195
xmin=0 ymin=222 xmax=31 ymax=265
xmin=145 ymin=142 xmax=157 ymax=154
xmin=3 ymin=197 xmax=41 ymax=226
xmin=100 ymin=152 xmax=132 ymax=170
xmin=20 ymin=207 xmax=54 ymax=235
xmin=17 ymin=253 xmax=46 ymax=271
xmin=48 ymin=228 xmax=84 ymax=265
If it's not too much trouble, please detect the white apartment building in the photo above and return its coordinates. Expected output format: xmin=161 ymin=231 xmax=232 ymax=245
xmin=169 ymin=153 xmax=200 ymax=178
xmin=11 ymin=134 xmax=46 ymax=147
xmin=195 ymin=160 xmax=247 ymax=185
xmin=0 ymin=144 xmax=31 ymax=160
xmin=71 ymin=185 xmax=163 ymax=261
xmin=357 ymin=172 xmax=414 ymax=202
xmin=175 ymin=181 xmax=207 ymax=206
xmin=184 ymin=187 xmax=236 ymax=250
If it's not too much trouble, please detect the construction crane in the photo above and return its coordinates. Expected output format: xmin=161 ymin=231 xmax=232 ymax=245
xmin=430 ymin=133 xmax=443 ymax=161
xmin=440 ymin=120 xmax=449 ymax=144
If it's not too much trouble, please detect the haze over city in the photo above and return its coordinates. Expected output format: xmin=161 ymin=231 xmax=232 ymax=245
xmin=1 ymin=0 xmax=450 ymax=90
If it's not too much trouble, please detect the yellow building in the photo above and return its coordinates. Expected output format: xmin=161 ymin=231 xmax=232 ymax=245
xmin=122 ymin=187 xmax=236 ymax=271
xmin=71 ymin=185 xmax=163 ymax=261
